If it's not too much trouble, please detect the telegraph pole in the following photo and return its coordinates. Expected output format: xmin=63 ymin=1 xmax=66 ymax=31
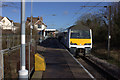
xmin=79 ymin=6 xmax=111 ymax=59
xmin=28 ymin=0 xmax=33 ymax=78
xmin=19 ymin=0 xmax=28 ymax=79
xmin=108 ymin=6 xmax=111 ymax=59
xmin=30 ymin=0 xmax=33 ymax=43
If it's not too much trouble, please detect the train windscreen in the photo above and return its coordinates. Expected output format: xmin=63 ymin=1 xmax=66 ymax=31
xmin=70 ymin=30 xmax=90 ymax=39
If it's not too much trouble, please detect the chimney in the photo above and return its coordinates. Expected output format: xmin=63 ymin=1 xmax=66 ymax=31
xmin=38 ymin=16 xmax=39 ymax=20
xmin=40 ymin=17 xmax=43 ymax=22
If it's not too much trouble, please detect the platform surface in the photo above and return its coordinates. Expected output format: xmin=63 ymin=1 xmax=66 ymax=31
xmin=36 ymin=38 xmax=91 ymax=79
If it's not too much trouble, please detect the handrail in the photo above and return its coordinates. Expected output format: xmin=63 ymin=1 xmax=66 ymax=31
xmin=0 ymin=42 xmax=29 ymax=54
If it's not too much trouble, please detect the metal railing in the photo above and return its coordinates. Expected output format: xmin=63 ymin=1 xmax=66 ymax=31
xmin=0 ymin=35 xmax=39 ymax=79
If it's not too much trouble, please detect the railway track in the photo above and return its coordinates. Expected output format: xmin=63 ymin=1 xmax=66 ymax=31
xmin=58 ymin=38 xmax=118 ymax=80
xmin=77 ymin=55 xmax=117 ymax=80
xmin=68 ymin=50 xmax=118 ymax=80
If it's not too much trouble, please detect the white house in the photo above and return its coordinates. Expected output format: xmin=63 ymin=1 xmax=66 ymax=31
xmin=27 ymin=16 xmax=47 ymax=30
xmin=26 ymin=16 xmax=47 ymax=39
xmin=0 ymin=17 xmax=19 ymax=32
xmin=34 ymin=20 xmax=47 ymax=30
xmin=26 ymin=16 xmax=57 ymax=40
xmin=0 ymin=17 xmax=14 ymax=30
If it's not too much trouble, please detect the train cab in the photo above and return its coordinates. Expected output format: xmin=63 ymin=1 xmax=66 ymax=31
xmin=68 ymin=25 xmax=92 ymax=56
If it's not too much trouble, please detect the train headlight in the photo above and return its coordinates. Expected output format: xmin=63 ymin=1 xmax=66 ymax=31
xmin=73 ymin=43 xmax=77 ymax=45
xmin=84 ymin=43 xmax=91 ymax=45
xmin=70 ymin=42 xmax=77 ymax=45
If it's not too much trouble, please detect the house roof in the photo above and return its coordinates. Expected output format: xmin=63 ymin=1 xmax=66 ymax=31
xmin=68 ymin=24 xmax=90 ymax=30
xmin=27 ymin=17 xmax=39 ymax=24
xmin=6 ymin=17 xmax=13 ymax=22
xmin=35 ymin=20 xmax=42 ymax=25
xmin=0 ymin=17 xmax=13 ymax=23
xmin=26 ymin=16 xmax=47 ymax=27
xmin=3 ymin=17 xmax=13 ymax=22
xmin=14 ymin=22 xmax=20 ymax=27
xmin=0 ymin=16 xmax=3 ymax=21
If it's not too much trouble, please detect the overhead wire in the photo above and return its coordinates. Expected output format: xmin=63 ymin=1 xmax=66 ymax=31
xmin=66 ymin=1 xmax=105 ymax=29
xmin=73 ymin=1 xmax=105 ymax=22
xmin=64 ymin=2 xmax=89 ymax=28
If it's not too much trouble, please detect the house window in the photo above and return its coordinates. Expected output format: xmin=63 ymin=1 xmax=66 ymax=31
xmin=3 ymin=20 xmax=5 ymax=23
xmin=38 ymin=24 xmax=41 ymax=28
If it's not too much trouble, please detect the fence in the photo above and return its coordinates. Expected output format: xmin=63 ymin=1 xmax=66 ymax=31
xmin=91 ymin=41 xmax=120 ymax=68
xmin=0 ymin=35 xmax=40 ymax=79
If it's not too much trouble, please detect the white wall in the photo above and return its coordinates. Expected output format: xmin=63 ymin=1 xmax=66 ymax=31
xmin=1 ymin=17 xmax=13 ymax=30
xmin=41 ymin=25 xmax=46 ymax=30
xmin=34 ymin=24 xmax=46 ymax=30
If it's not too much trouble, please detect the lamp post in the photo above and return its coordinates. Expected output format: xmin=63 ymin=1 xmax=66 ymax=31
xmin=0 ymin=21 xmax=3 ymax=80
xmin=0 ymin=21 xmax=3 ymax=50
xmin=28 ymin=0 xmax=33 ymax=78
xmin=19 ymin=0 xmax=28 ymax=79
xmin=30 ymin=0 xmax=33 ymax=43
xmin=103 ymin=6 xmax=111 ymax=59
xmin=108 ymin=6 xmax=111 ymax=59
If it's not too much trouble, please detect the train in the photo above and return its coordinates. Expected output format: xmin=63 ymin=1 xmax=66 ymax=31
xmin=57 ymin=25 xmax=92 ymax=57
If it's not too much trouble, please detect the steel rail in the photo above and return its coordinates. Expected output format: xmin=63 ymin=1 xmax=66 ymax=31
xmin=59 ymin=42 xmax=96 ymax=80
xmin=80 ymin=55 xmax=118 ymax=80
xmin=0 ymin=43 xmax=29 ymax=54
xmin=66 ymin=49 xmax=96 ymax=80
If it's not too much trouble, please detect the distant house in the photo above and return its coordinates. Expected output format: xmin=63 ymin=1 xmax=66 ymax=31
xmin=26 ymin=16 xmax=47 ymax=30
xmin=0 ymin=17 xmax=14 ymax=30
xmin=26 ymin=16 xmax=57 ymax=39
xmin=13 ymin=22 xmax=20 ymax=33
xmin=0 ymin=17 xmax=20 ymax=33
xmin=26 ymin=16 xmax=47 ymax=39
xmin=0 ymin=16 xmax=3 ymax=27
xmin=0 ymin=16 xmax=3 ymax=21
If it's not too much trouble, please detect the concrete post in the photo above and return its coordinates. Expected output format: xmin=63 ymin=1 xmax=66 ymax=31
xmin=0 ymin=23 xmax=3 ymax=80
xmin=0 ymin=2 xmax=3 ymax=79
xmin=0 ymin=23 xmax=2 ymax=50
xmin=19 ymin=0 xmax=28 ymax=79
xmin=30 ymin=0 xmax=33 ymax=43
xmin=43 ymin=29 xmax=45 ymax=38
xmin=108 ymin=6 xmax=111 ymax=59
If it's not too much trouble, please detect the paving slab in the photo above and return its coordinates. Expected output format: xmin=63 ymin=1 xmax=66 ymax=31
xmin=35 ymin=38 xmax=91 ymax=79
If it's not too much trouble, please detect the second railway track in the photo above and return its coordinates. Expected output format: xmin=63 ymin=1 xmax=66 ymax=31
xmin=64 ymin=46 xmax=118 ymax=80
xmin=59 ymin=40 xmax=118 ymax=80
xmin=59 ymin=39 xmax=118 ymax=80
xmin=76 ymin=55 xmax=117 ymax=80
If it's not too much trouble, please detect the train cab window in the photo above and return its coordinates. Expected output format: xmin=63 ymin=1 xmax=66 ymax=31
xmin=71 ymin=30 xmax=91 ymax=39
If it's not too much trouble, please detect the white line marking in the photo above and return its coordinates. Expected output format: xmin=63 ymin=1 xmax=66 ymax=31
xmin=66 ymin=49 xmax=96 ymax=80
xmin=22 ymin=66 xmax=26 ymax=70
xmin=58 ymin=41 xmax=96 ymax=80
xmin=21 ymin=35 xmax=25 ymax=44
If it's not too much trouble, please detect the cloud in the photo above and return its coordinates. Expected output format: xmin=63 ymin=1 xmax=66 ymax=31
xmin=64 ymin=11 xmax=68 ymax=15
xmin=52 ymin=14 xmax=56 ymax=16
xmin=74 ymin=12 xmax=79 ymax=14
xmin=12 ymin=9 xmax=18 ymax=13
xmin=48 ymin=24 xmax=56 ymax=26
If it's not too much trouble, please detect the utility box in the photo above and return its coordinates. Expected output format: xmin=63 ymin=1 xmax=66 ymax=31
xmin=35 ymin=53 xmax=46 ymax=71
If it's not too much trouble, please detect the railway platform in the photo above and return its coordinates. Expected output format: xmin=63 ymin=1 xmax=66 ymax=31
xmin=32 ymin=38 xmax=93 ymax=79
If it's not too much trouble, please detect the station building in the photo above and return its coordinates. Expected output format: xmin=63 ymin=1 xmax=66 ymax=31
xmin=26 ymin=16 xmax=57 ymax=40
